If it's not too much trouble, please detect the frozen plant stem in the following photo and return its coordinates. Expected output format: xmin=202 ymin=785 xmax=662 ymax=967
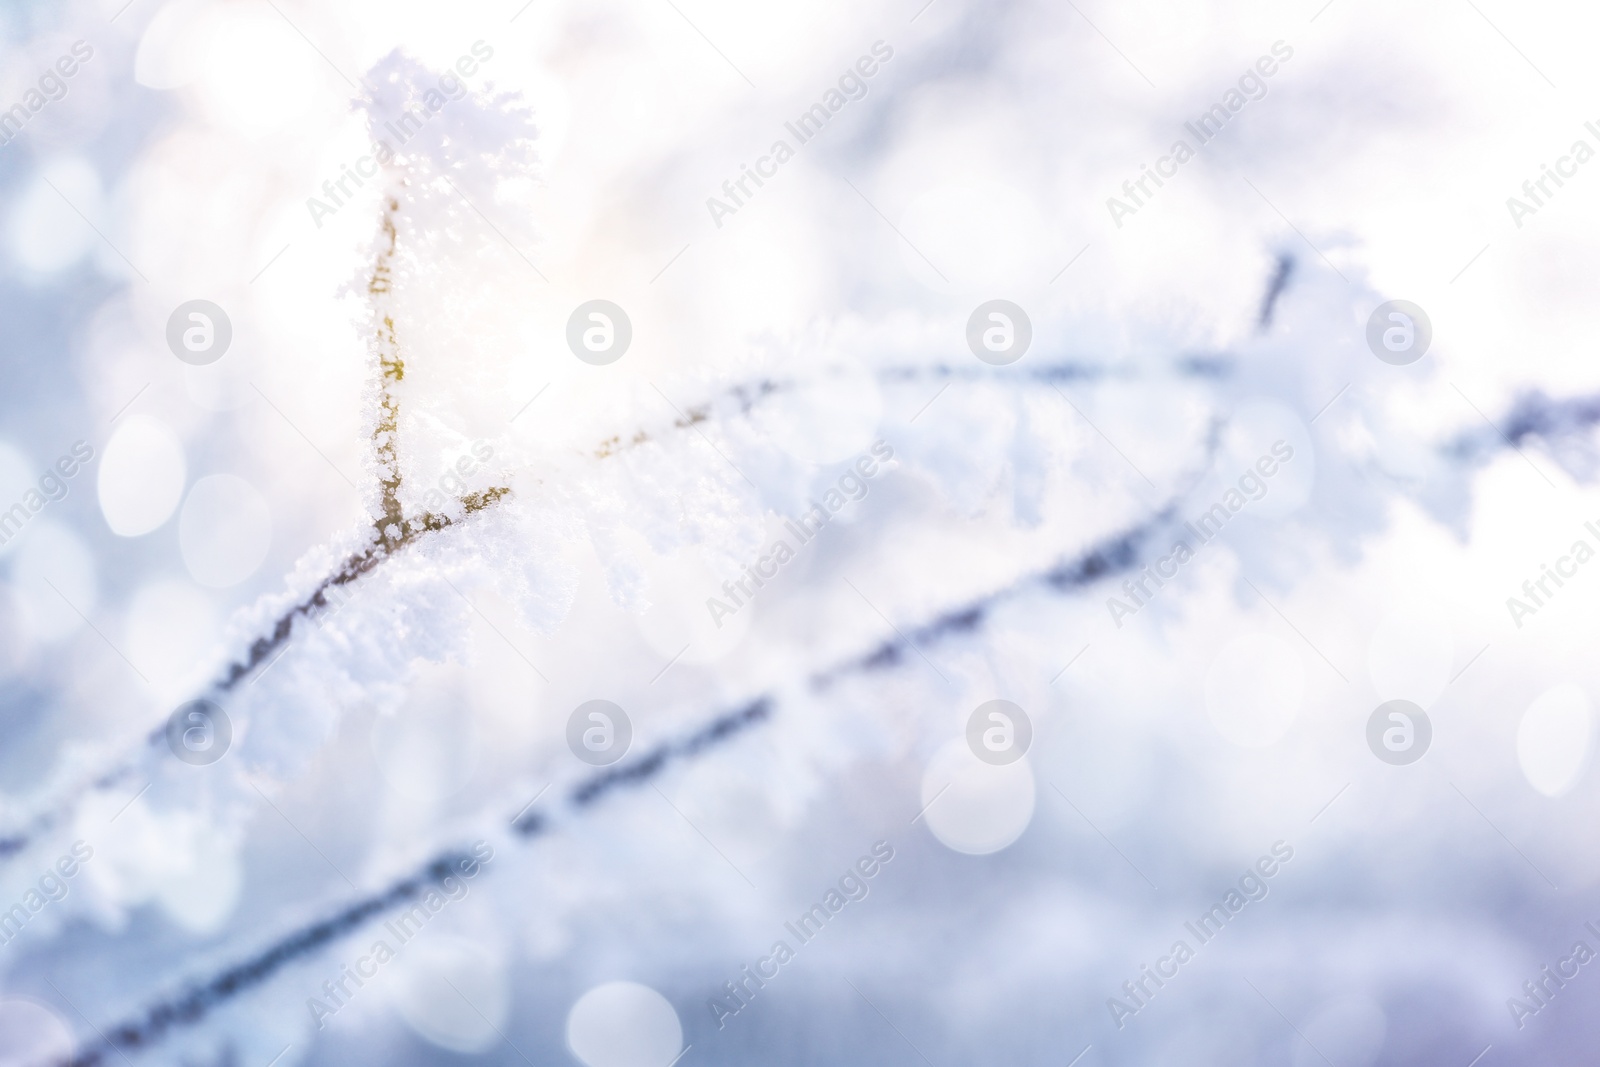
xmin=45 ymin=488 xmax=1197 ymax=1066
xmin=0 ymin=190 xmax=512 ymax=860
xmin=2 ymin=338 xmax=1227 ymax=861
xmin=214 ymin=189 xmax=512 ymax=692
xmin=40 ymin=422 xmax=1230 ymax=1064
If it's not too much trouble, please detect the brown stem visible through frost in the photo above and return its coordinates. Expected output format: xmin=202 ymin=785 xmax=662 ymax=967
xmin=214 ymin=194 xmax=510 ymax=692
